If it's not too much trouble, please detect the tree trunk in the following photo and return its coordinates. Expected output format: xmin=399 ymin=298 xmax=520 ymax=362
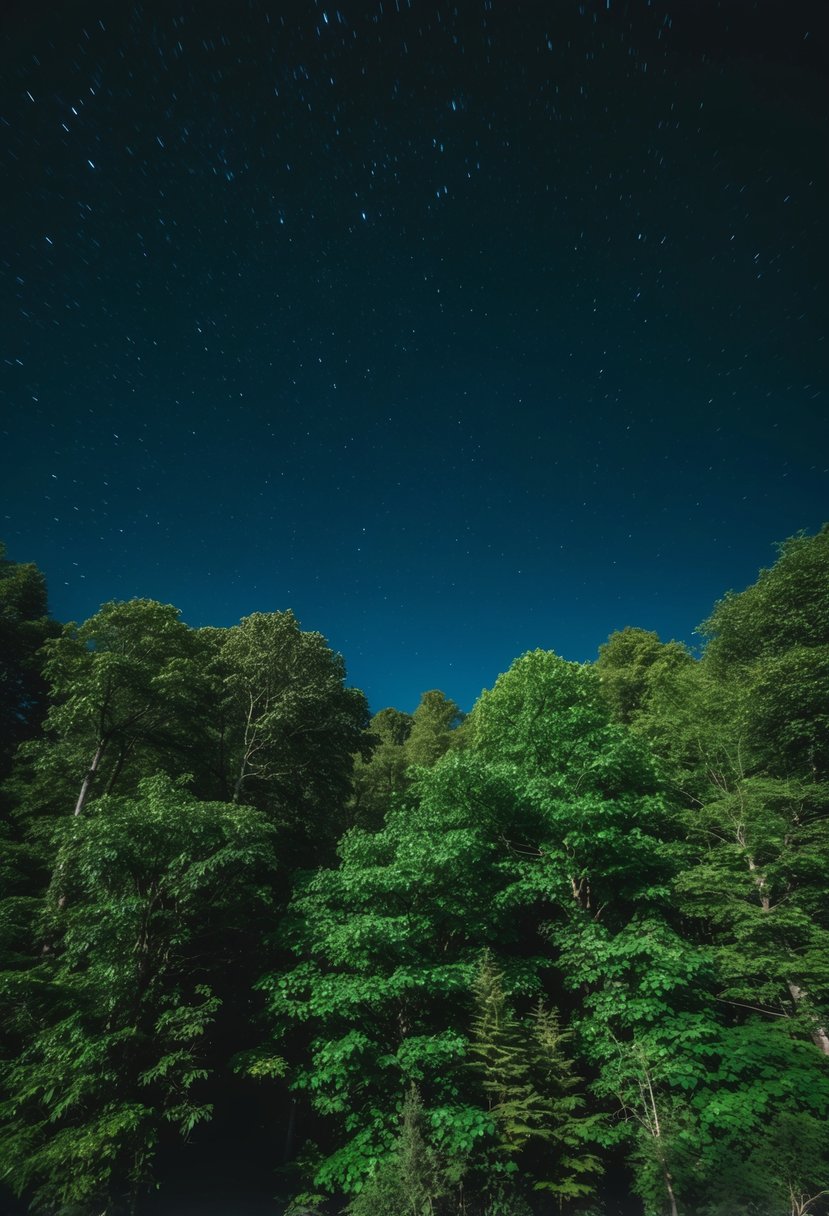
xmin=747 ymin=856 xmax=770 ymax=911
xmin=105 ymin=739 xmax=135 ymax=796
xmin=233 ymin=765 xmax=247 ymax=802
xmin=788 ymin=981 xmax=829 ymax=1056
xmin=46 ymin=741 xmax=108 ymax=925
xmin=664 ymin=1166 xmax=679 ymax=1216
xmin=74 ymin=740 xmax=106 ymax=816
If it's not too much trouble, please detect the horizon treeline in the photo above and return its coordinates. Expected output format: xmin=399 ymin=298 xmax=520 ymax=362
xmin=0 ymin=528 xmax=828 ymax=1216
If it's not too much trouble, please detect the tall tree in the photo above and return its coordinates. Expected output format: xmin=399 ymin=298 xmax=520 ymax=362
xmin=350 ymin=707 xmax=413 ymax=830
xmin=464 ymin=650 xmax=722 ymax=1216
xmin=700 ymin=524 xmax=829 ymax=779
xmin=405 ymin=690 xmax=464 ymax=768
xmin=256 ymin=753 xmax=546 ymax=1205
xmin=19 ymin=599 xmax=208 ymax=828
xmin=465 ymin=649 xmax=676 ymax=925
xmin=0 ymin=545 xmax=59 ymax=987
xmin=630 ymin=533 xmax=829 ymax=1058
xmin=595 ymin=627 xmax=694 ymax=727
xmin=0 ymin=543 xmax=59 ymax=783
xmin=208 ymin=611 xmax=370 ymax=861
xmin=0 ymin=775 xmax=277 ymax=1216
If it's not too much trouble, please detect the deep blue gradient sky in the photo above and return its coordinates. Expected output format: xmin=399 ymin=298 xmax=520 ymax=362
xmin=3 ymin=1 xmax=827 ymax=713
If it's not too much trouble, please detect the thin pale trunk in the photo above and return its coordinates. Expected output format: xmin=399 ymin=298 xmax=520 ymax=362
xmin=747 ymin=856 xmax=771 ymax=911
xmin=233 ymin=764 xmax=247 ymax=802
xmin=48 ymin=741 xmax=107 ymax=930
xmin=233 ymin=691 xmax=260 ymax=802
xmin=74 ymin=740 xmax=106 ymax=816
xmin=664 ymin=1168 xmax=679 ymax=1216
xmin=788 ymin=981 xmax=829 ymax=1056
xmin=746 ymin=858 xmax=828 ymax=1054
xmin=643 ymin=1064 xmax=679 ymax=1216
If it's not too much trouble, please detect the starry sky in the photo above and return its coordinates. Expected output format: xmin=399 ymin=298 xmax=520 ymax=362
xmin=2 ymin=0 xmax=827 ymax=714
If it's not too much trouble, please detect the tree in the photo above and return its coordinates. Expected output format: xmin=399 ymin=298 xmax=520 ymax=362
xmin=0 ymin=544 xmax=59 ymax=1007
xmin=628 ymin=540 xmax=829 ymax=1058
xmin=207 ymin=611 xmax=370 ymax=861
xmin=349 ymin=692 xmax=464 ymax=833
xmin=256 ymin=753 xmax=544 ymax=1203
xmin=0 ymin=775 xmax=277 ymax=1216
xmin=465 ymin=650 xmax=675 ymax=924
xmin=0 ymin=543 xmax=59 ymax=783
xmin=345 ymin=1087 xmax=451 ymax=1216
xmin=700 ymin=525 xmax=829 ymax=778
xmin=720 ymin=1111 xmax=829 ymax=1216
xmin=464 ymin=651 xmax=722 ymax=1215
xmin=673 ymin=772 xmax=829 ymax=1055
xmin=595 ymin=627 xmax=694 ymax=726
xmin=19 ymin=599 xmax=208 ymax=827
xmin=350 ymin=707 xmax=413 ymax=830
xmin=468 ymin=951 xmax=600 ymax=1203
xmin=405 ymin=690 xmax=464 ymax=768
xmin=469 ymin=951 xmax=539 ymax=1157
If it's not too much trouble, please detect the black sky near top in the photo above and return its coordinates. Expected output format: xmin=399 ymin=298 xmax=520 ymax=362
xmin=2 ymin=0 xmax=827 ymax=712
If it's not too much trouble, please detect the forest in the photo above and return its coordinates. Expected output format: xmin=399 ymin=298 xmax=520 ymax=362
xmin=0 ymin=527 xmax=828 ymax=1216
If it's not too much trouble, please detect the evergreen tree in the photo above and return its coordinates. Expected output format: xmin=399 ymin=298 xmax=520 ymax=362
xmin=346 ymin=1087 xmax=450 ymax=1216
xmin=468 ymin=951 xmax=600 ymax=1203
xmin=256 ymin=753 xmax=542 ymax=1202
xmin=469 ymin=951 xmax=538 ymax=1156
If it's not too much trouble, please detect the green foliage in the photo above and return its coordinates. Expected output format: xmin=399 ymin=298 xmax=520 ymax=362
xmin=345 ymin=1087 xmax=450 ymax=1216
xmin=350 ymin=706 xmax=413 ymax=829
xmin=623 ymin=538 xmax=829 ymax=1057
xmin=466 ymin=649 xmax=675 ymax=926
xmin=0 ymin=774 xmax=277 ymax=1214
xmin=0 ymin=546 xmax=59 ymax=991
xmin=0 ymin=543 xmax=58 ymax=782
xmin=702 ymin=525 xmax=829 ymax=667
xmin=208 ymin=610 xmax=370 ymax=858
xmin=258 ymin=752 xmax=548 ymax=1197
xmin=700 ymin=525 xmax=829 ymax=777
xmin=699 ymin=1111 xmax=829 ymax=1216
xmin=469 ymin=951 xmax=539 ymax=1155
xmin=595 ymin=627 xmax=694 ymax=726
xmin=18 ymin=599 xmax=208 ymax=828
xmin=2 ymin=531 xmax=829 ymax=1215
xmin=405 ymin=689 xmax=464 ymax=768
xmin=349 ymin=691 xmax=464 ymax=832
xmin=469 ymin=952 xmax=601 ymax=1200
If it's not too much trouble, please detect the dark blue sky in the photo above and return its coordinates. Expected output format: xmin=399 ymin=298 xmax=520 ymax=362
xmin=3 ymin=0 xmax=827 ymax=713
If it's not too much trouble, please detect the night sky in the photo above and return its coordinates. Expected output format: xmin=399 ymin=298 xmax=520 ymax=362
xmin=3 ymin=1 xmax=827 ymax=714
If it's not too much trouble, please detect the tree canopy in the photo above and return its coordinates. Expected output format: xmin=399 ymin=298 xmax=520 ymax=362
xmin=1 ymin=528 xmax=828 ymax=1216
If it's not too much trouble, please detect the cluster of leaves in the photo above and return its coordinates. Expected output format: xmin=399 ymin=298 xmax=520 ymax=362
xmin=1 ymin=526 xmax=828 ymax=1216
xmin=0 ymin=585 xmax=369 ymax=1214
